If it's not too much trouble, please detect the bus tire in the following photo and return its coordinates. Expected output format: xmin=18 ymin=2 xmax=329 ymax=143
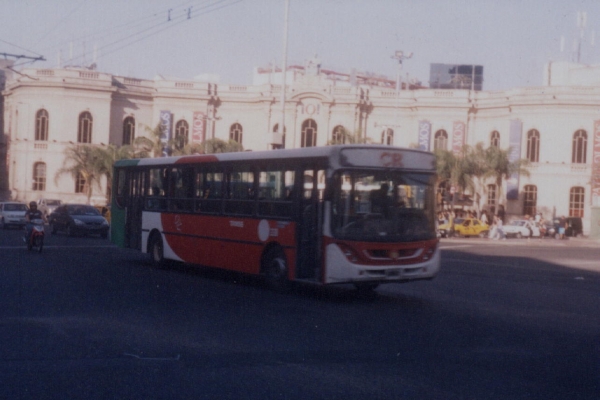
xmin=263 ymin=248 xmax=289 ymax=292
xmin=149 ymin=233 xmax=166 ymax=268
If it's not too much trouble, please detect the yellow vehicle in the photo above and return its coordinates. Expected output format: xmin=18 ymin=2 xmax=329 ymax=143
xmin=94 ymin=205 xmax=111 ymax=225
xmin=452 ymin=217 xmax=489 ymax=238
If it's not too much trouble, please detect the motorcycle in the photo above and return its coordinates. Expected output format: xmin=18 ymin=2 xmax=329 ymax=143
xmin=25 ymin=218 xmax=45 ymax=253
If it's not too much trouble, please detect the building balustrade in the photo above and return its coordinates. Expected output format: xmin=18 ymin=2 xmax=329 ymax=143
xmin=78 ymin=71 xmax=99 ymax=79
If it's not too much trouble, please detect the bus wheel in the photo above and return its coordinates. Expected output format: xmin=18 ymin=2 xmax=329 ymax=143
xmin=149 ymin=233 xmax=165 ymax=268
xmin=264 ymin=249 xmax=289 ymax=292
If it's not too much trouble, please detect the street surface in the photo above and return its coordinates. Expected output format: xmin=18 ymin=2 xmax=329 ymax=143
xmin=0 ymin=227 xmax=598 ymax=399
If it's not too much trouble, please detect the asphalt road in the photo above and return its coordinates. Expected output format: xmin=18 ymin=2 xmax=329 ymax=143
xmin=0 ymin=227 xmax=598 ymax=400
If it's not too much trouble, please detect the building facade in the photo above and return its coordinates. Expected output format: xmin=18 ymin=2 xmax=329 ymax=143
xmin=2 ymin=59 xmax=599 ymax=234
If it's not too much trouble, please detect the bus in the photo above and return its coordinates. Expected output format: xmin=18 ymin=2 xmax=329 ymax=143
xmin=111 ymin=145 xmax=440 ymax=290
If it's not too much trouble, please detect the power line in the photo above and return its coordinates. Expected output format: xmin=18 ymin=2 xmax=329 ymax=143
xmin=67 ymin=0 xmax=243 ymax=67
xmin=0 ymin=38 xmax=43 ymax=57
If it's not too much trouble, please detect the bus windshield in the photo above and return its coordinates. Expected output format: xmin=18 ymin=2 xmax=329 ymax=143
xmin=331 ymin=171 xmax=436 ymax=242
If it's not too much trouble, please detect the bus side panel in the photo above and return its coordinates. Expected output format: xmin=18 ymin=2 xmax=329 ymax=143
xmin=110 ymin=203 xmax=127 ymax=248
xmin=158 ymin=213 xmax=297 ymax=275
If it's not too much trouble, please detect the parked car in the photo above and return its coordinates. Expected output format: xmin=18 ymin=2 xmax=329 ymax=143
xmin=0 ymin=202 xmax=28 ymax=229
xmin=452 ymin=217 xmax=490 ymax=238
xmin=38 ymin=198 xmax=62 ymax=217
xmin=49 ymin=204 xmax=109 ymax=238
xmin=503 ymin=219 xmax=540 ymax=238
xmin=552 ymin=217 xmax=583 ymax=238
xmin=541 ymin=220 xmax=555 ymax=237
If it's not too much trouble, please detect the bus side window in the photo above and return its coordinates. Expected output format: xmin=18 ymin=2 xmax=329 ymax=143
xmin=258 ymin=168 xmax=294 ymax=217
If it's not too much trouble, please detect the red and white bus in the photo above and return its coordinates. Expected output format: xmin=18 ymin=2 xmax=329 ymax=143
xmin=111 ymin=145 xmax=440 ymax=290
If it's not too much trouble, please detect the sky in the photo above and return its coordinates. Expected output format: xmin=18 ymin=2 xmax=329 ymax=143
xmin=2 ymin=0 xmax=600 ymax=91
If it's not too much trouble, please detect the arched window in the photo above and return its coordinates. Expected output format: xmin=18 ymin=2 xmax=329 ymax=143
xmin=175 ymin=120 xmax=189 ymax=149
xmin=572 ymin=130 xmax=587 ymax=164
xmin=526 ymin=129 xmax=540 ymax=162
xmin=75 ymin=171 xmax=86 ymax=194
xmin=35 ymin=109 xmax=49 ymax=141
xmin=487 ymin=184 xmax=496 ymax=208
xmin=78 ymin=111 xmax=93 ymax=143
xmin=122 ymin=116 xmax=135 ymax=145
xmin=332 ymin=125 xmax=346 ymax=144
xmin=301 ymin=119 xmax=317 ymax=147
xmin=229 ymin=123 xmax=243 ymax=144
xmin=32 ymin=162 xmax=46 ymax=191
xmin=433 ymin=130 xmax=448 ymax=151
xmin=490 ymin=130 xmax=500 ymax=148
xmin=523 ymin=185 xmax=537 ymax=216
xmin=569 ymin=187 xmax=585 ymax=217
xmin=381 ymin=128 xmax=394 ymax=145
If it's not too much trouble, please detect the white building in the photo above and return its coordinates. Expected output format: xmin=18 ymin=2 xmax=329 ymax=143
xmin=2 ymin=58 xmax=600 ymax=235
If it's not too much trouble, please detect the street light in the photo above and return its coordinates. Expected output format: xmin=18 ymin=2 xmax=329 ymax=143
xmin=391 ymin=50 xmax=413 ymax=97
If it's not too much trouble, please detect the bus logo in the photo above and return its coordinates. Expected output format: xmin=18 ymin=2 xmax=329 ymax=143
xmin=380 ymin=152 xmax=403 ymax=168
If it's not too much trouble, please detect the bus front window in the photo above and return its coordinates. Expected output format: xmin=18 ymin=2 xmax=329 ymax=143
xmin=331 ymin=171 xmax=436 ymax=242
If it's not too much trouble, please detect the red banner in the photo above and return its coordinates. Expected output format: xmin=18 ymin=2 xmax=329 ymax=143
xmin=192 ymin=112 xmax=206 ymax=144
xmin=452 ymin=121 xmax=466 ymax=155
xmin=592 ymin=120 xmax=600 ymax=203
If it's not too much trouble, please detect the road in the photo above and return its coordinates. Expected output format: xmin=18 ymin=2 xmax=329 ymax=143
xmin=0 ymin=227 xmax=598 ymax=400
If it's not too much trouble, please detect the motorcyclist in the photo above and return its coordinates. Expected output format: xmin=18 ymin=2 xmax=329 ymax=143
xmin=24 ymin=201 xmax=47 ymax=243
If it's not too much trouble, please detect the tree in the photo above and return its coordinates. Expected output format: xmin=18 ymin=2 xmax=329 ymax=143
xmin=55 ymin=145 xmax=106 ymax=204
xmin=483 ymin=145 xmax=530 ymax=207
xmin=434 ymin=147 xmax=475 ymax=200
xmin=202 ymin=138 xmax=244 ymax=154
xmin=327 ymin=127 xmax=371 ymax=145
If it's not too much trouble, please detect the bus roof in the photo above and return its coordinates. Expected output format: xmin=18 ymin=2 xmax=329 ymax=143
xmin=114 ymin=145 xmax=436 ymax=172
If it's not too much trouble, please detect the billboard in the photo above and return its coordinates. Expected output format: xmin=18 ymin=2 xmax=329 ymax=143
xmin=159 ymin=110 xmax=172 ymax=157
xmin=192 ymin=112 xmax=206 ymax=144
xmin=452 ymin=121 xmax=465 ymax=155
xmin=593 ymin=120 xmax=600 ymax=205
xmin=430 ymin=64 xmax=483 ymax=91
xmin=417 ymin=120 xmax=431 ymax=151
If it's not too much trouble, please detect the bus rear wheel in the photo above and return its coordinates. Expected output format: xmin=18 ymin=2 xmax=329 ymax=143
xmin=263 ymin=248 xmax=289 ymax=292
xmin=149 ymin=233 xmax=165 ymax=268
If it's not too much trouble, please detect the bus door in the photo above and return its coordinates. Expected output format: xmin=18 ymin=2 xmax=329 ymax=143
xmin=296 ymin=167 xmax=325 ymax=281
xmin=125 ymin=169 xmax=145 ymax=250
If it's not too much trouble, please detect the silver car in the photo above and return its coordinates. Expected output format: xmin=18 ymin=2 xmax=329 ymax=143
xmin=0 ymin=202 xmax=28 ymax=229
xmin=38 ymin=198 xmax=62 ymax=217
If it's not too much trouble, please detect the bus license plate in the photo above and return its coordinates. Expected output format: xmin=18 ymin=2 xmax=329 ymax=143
xmin=386 ymin=269 xmax=400 ymax=277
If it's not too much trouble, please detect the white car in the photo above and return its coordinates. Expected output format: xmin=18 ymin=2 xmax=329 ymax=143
xmin=0 ymin=202 xmax=28 ymax=229
xmin=503 ymin=219 xmax=540 ymax=238
xmin=38 ymin=198 xmax=62 ymax=217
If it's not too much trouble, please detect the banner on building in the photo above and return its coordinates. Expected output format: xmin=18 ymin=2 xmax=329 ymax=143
xmin=592 ymin=120 xmax=600 ymax=205
xmin=506 ymin=119 xmax=523 ymax=200
xmin=452 ymin=121 xmax=465 ymax=155
xmin=417 ymin=120 xmax=431 ymax=151
xmin=192 ymin=112 xmax=206 ymax=144
xmin=159 ymin=110 xmax=172 ymax=157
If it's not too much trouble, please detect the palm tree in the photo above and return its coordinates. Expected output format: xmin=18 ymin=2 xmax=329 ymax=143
xmin=484 ymin=146 xmax=530 ymax=207
xmin=435 ymin=147 xmax=475 ymax=198
xmin=55 ymin=144 xmax=106 ymax=204
xmin=327 ymin=127 xmax=371 ymax=145
xmin=202 ymin=138 xmax=244 ymax=153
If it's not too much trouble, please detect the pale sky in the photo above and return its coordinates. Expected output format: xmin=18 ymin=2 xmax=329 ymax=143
xmin=2 ymin=0 xmax=600 ymax=90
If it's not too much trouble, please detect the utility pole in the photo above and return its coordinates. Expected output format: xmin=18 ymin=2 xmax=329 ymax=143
xmin=276 ymin=0 xmax=290 ymax=149
xmin=391 ymin=50 xmax=412 ymax=97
